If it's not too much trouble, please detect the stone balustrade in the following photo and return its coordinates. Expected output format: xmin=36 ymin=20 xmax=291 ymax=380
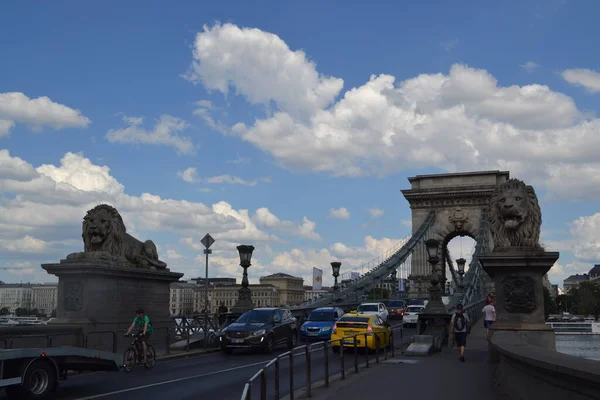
xmin=489 ymin=332 xmax=600 ymax=399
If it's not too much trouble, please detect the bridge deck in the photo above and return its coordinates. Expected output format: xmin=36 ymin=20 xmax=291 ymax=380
xmin=312 ymin=323 xmax=502 ymax=400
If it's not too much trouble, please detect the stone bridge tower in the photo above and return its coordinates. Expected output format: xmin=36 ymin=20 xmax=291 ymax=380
xmin=401 ymin=170 xmax=509 ymax=297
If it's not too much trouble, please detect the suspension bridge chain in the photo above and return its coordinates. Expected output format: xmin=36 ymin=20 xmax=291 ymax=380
xmin=292 ymin=211 xmax=436 ymax=310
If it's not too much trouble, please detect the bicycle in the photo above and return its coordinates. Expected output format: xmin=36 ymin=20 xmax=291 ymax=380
xmin=122 ymin=333 xmax=156 ymax=372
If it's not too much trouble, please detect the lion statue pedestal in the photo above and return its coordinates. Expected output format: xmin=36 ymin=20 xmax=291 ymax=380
xmin=41 ymin=204 xmax=183 ymax=353
xmin=478 ymin=179 xmax=559 ymax=351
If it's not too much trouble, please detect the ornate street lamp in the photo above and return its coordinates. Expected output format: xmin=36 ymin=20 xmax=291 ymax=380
xmin=456 ymin=257 xmax=466 ymax=279
xmin=424 ymin=239 xmax=446 ymax=313
xmin=331 ymin=262 xmax=341 ymax=292
xmin=232 ymin=245 xmax=255 ymax=314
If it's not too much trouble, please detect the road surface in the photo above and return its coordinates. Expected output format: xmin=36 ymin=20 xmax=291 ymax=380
xmin=1 ymin=321 xmax=413 ymax=400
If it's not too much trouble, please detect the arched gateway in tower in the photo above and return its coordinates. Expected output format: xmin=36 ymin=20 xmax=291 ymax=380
xmin=401 ymin=170 xmax=509 ymax=297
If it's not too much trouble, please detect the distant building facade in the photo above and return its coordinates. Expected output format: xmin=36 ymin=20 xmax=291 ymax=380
xmin=259 ymin=273 xmax=305 ymax=306
xmin=589 ymin=265 xmax=600 ymax=281
xmin=303 ymin=285 xmax=330 ymax=301
xmin=0 ymin=283 xmax=57 ymax=315
xmin=563 ymin=274 xmax=588 ymax=293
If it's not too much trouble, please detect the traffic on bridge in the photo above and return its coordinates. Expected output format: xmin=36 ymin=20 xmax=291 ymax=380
xmin=1 ymin=318 xmax=412 ymax=400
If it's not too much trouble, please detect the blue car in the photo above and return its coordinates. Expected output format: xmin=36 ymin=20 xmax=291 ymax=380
xmin=300 ymin=307 xmax=344 ymax=341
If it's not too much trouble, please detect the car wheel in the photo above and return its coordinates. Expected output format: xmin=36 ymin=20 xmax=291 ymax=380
xmin=263 ymin=334 xmax=275 ymax=354
xmin=287 ymin=330 xmax=297 ymax=349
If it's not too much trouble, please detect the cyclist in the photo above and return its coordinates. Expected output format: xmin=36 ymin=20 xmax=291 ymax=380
xmin=124 ymin=308 xmax=153 ymax=363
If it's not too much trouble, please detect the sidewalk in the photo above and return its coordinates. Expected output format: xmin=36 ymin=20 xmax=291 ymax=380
xmin=309 ymin=322 xmax=501 ymax=400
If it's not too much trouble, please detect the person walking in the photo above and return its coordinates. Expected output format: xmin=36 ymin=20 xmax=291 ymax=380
xmin=449 ymin=303 xmax=470 ymax=362
xmin=482 ymin=298 xmax=497 ymax=338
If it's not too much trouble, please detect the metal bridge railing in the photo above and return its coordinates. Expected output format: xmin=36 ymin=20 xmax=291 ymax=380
xmin=240 ymin=325 xmax=405 ymax=400
xmin=0 ymin=315 xmax=222 ymax=356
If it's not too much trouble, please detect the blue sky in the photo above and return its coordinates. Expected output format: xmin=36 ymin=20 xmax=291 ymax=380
xmin=1 ymin=0 xmax=599 ymax=287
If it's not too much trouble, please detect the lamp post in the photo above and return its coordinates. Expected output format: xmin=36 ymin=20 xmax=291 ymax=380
xmin=424 ymin=239 xmax=446 ymax=313
xmin=456 ymin=257 xmax=466 ymax=290
xmin=331 ymin=262 xmax=341 ymax=292
xmin=232 ymin=245 xmax=255 ymax=315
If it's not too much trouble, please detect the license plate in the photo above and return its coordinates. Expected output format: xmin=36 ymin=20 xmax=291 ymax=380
xmin=231 ymin=338 xmax=244 ymax=343
xmin=342 ymin=339 xmax=355 ymax=344
xmin=308 ymin=332 xmax=318 ymax=336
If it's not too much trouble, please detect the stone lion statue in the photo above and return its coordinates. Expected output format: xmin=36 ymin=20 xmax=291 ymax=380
xmin=489 ymin=179 xmax=542 ymax=250
xmin=68 ymin=204 xmax=167 ymax=269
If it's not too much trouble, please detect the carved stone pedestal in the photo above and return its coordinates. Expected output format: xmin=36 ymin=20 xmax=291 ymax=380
xmin=479 ymin=250 xmax=559 ymax=351
xmin=42 ymin=257 xmax=183 ymax=352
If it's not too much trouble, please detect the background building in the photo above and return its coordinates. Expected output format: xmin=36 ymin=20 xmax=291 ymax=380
xmin=259 ymin=273 xmax=304 ymax=306
xmin=0 ymin=283 xmax=58 ymax=315
xmin=170 ymin=282 xmax=196 ymax=316
xmin=563 ymin=274 xmax=588 ymax=293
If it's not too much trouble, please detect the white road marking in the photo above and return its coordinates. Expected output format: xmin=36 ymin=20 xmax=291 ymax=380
xmin=72 ymin=360 xmax=268 ymax=400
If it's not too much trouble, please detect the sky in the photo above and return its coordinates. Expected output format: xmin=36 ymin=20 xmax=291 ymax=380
xmin=1 ymin=0 xmax=599 ymax=288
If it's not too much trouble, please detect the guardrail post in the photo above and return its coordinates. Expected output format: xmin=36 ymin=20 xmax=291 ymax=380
xmin=340 ymin=339 xmax=345 ymax=380
xmin=166 ymin=328 xmax=171 ymax=355
xmin=305 ymin=347 xmax=312 ymax=398
xmin=275 ymin=358 xmax=280 ymax=398
xmin=383 ymin=332 xmax=388 ymax=361
xmin=364 ymin=333 xmax=369 ymax=368
xmin=375 ymin=334 xmax=380 ymax=364
xmin=289 ymin=351 xmax=295 ymax=400
xmin=186 ymin=326 xmax=190 ymax=352
xmin=353 ymin=335 xmax=358 ymax=373
xmin=323 ymin=342 xmax=329 ymax=388
xmin=260 ymin=369 xmax=267 ymax=400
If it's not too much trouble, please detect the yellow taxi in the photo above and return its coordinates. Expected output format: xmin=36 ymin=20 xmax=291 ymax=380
xmin=330 ymin=312 xmax=391 ymax=351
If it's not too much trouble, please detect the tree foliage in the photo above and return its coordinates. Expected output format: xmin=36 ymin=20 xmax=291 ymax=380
xmin=543 ymin=286 xmax=558 ymax=318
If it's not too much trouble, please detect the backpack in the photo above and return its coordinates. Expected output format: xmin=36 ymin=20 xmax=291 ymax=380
xmin=454 ymin=313 xmax=466 ymax=331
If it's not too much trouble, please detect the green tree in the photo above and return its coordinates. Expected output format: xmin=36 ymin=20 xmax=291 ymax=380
xmin=0 ymin=307 xmax=9 ymax=315
xmin=575 ymin=281 xmax=600 ymax=318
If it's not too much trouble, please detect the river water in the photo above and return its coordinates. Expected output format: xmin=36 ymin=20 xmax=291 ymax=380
xmin=555 ymin=335 xmax=600 ymax=361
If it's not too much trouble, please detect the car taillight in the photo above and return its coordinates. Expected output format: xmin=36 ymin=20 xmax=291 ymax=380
xmin=332 ymin=323 xmax=337 ymax=334
xmin=404 ymin=312 xmax=410 ymax=316
xmin=367 ymin=325 xmax=372 ymax=332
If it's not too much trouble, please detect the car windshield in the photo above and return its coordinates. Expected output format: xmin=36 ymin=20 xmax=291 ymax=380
xmin=387 ymin=301 xmax=406 ymax=307
xmin=237 ymin=310 xmax=272 ymax=323
xmin=407 ymin=306 xmax=424 ymax=312
xmin=357 ymin=305 xmax=378 ymax=312
xmin=409 ymin=299 xmax=425 ymax=306
xmin=308 ymin=311 xmax=336 ymax=322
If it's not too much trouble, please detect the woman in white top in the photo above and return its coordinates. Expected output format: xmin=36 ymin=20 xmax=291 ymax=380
xmin=482 ymin=299 xmax=496 ymax=338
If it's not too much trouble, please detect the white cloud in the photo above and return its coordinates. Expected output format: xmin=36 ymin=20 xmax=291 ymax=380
xmin=106 ymin=114 xmax=195 ymax=155
xmin=570 ymin=213 xmax=600 ymax=261
xmin=185 ymin=23 xmax=344 ymax=122
xmin=0 ymin=236 xmax=48 ymax=253
xmin=368 ymin=208 xmax=384 ymax=218
xmin=0 ymin=120 xmax=15 ymax=137
xmin=187 ymin=24 xmax=600 ymax=201
xmin=521 ymin=61 xmax=540 ymax=72
xmin=329 ymin=207 xmax=350 ymax=219
xmin=205 ymin=175 xmax=257 ymax=186
xmin=401 ymin=220 xmax=412 ymax=229
xmin=0 ymin=92 xmax=90 ymax=136
xmin=271 ymin=235 xmax=408 ymax=286
xmin=178 ymin=167 xmax=200 ymax=183
xmin=561 ymin=68 xmax=600 ymax=93
xmin=253 ymin=208 xmax=321 ymax=240
xmin=0 ymin=150 xmax=291 ymax=269
xmin=177 ymin=168 xmax=262 ymax=186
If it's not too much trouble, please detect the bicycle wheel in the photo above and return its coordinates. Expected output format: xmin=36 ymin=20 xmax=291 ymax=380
xmin=123 ymin=347 xmax=137 ymax=372
xmin=144 ymin=345 xmax=156 ymax=369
